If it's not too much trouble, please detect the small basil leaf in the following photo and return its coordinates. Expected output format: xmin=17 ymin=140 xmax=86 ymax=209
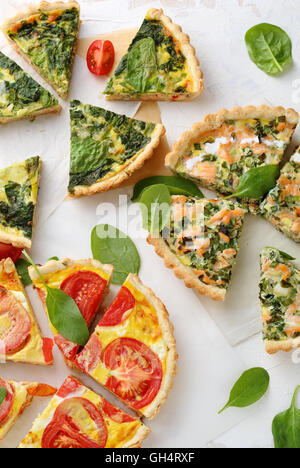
xmin=48 ymin=257 xmax=59 ymax=261
xmin=15 ymin=258 xmax=32 ymax=286
xmin=139 ymin=184 xmax=171 ymax=234
xmin=126 ymin=37 xmax=157 ymax=92
xmin=91 ymin=225 xmax=140 ymax=285
xmin=227 ymin=165 xmax=280 ymax=199
xmin=131 ymin=176 xmax=204 ymax=202
xmin=245 ymin=23 xmax=292 ymax=75
xmin=219 ymin=367 xmax=270 ymax=413
xmin=266 ymin=247 xmax=296 ymax=261
xmin=0 ymin=387 xmax=7 ymax=406
xmin=272 ymin=386 xmax=300 ymax=448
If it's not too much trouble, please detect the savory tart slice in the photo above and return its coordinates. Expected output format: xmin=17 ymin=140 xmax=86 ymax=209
xmin=0 ymin=52 xmax=60 ymax=124
xmin=148 ymin=196 xmax=246 ymax=301
xmin=19 ymin=375 xmax=150 ymax=448
xmin=68 ymin=100 xmax=165 ymax=198
xmin=166 ymin=106 xmax=298 ymax=205
xmin=0 ymin=378 xmax=56 ymax=442
xmin=104 ymin=8 xmax=203 ymax=101
xmin=0 ymin=258 xmax=54 ymax=366
xmin=1 ymin=1 xmax=80 ymax=99
xmin=260 ymin=146 xmax=300 ymax=243
xmin=29 ymin=258 xmax=113 ymax=365
xmin=260 ymin=247 xmax=300 ymax=354
xmin=0 ymin=156 xmax=41 ymax=249
xmin=76 ymin=274 xmax=177 ymax=419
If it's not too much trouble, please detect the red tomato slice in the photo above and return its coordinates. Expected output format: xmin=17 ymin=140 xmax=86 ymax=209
xmin=0 ymin=287 xmax=31 ymax=354
xmin=0 ymin=378 xmax=14 ymax=424
xmin=42 ymin=337 xmax=54 ymax=365
xmin=103 ymin=338 xmax=163 ymax=410
xmin=27 ymin=383 xmax=57 ymax=397
xmin=75 ymin=334 xmax=102 ymax=374
xmin=102 ymin=399 xmax=135 ymax=424
xmin=57 ymin=376 xmax=82 ymax=399
xmin=0 ymin=243 xmax=22 ymax=263
xmin=41 ymin=397 xmax=108 ymax=448
xmin=86 ymin=40 xmax=115 ymax=76
xmin=99 ymin=287 xmax=135 ymax=327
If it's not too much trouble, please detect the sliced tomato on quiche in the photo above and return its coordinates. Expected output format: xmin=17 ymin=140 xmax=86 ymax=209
xmin=29 ymin=258 xmax=114 ymax=365
xmin=76 ymin=274 xmax=177 ymax=419
xmin=19 ymin=375 xmax=150 ymax=448
xmin=0 ymin=258 xmax=54 ymax=366
xmin=0 ymin=377 xmax=56 ymax=442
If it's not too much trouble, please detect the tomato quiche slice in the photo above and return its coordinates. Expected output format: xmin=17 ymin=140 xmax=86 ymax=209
xmin=0 ymin=156 xmax=41 ymax=249
xmin=104 ymin=8 xmax=203 ymax=101
xmin=260 ymin=146 xmax=300 ymax=243
xmin=68 ymin=100 xmax=165 ymax=198
xmin=148 ymin=196 xmax=246 ymax=301
xmin=29 ymin=258 xmax=114 ymax=365
xmin=260 ymin=247 xmax=300 ymax=354
xmin=166 ymin=106 xmax=298 ymax=208
xmin=1 ymin=1 xmax=80 ymax=99
xmin=76 ymin=274 xmax=177 ymax=419
xmin=0 ymin=52 xmax=60 ymax=124
xmin=0 ymin=258 xmax=54 ymax=366
xmin=0 ymin=377 xmax=56 ymax=442
xmin=19 ymin=375 xmax=150 ymax=448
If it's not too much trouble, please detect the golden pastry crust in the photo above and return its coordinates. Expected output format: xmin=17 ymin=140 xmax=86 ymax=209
xmin=166 ymin=105 xmax=299 ymax=170
xmin=1 ymin=1 xmax=80 ymax=100
xmin=147 ymin=236 xmax=226 ymax=301
xmin=0 ymin=104 xmax=62 ymax=125
xmin=68 ymin=124 xmax=165 ymax=199
xmin=265 ymin=337 xmax=300 ymax=354
xmin=106 ymin=8 xmax=204 ymax=102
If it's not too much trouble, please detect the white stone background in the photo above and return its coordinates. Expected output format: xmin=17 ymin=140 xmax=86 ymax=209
xmin=0 ymin=0 xmax=299 ymax=449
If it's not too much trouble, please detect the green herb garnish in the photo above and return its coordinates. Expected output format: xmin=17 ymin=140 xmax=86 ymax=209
xmin=15 ymin=258 xmax=32 ymax=286
xmin=272 ymin=386 xmax=300 ymax=448
xmin=139 ymin=184 xmax=171 ymax=234
xmin=132 ymin=175 xmax=204 ymax=202
xmin=226 ymin=165 xmax=279 ymax=199
xmin=0 ymin=387 xmax=7 ymax=406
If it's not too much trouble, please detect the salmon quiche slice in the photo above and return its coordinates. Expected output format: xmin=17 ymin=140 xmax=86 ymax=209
xmin=19 ymin=375 xmax=150 ymax=448
xmin=260 ymin=247 xmax=300 ymax=354
xmin=0 ymin=378 xmax=56 ymax=442
xmin=260 ymin=146 xmax=300 ymax=243
xmin=68 ymin=100 xmax=165 ymax=198
xmin=104 ymin=8 xmax=203 ymax=101
xmin=75 ymin=274 xmax=177 ymax=419
xmin=29 ymin=258 xmax=113 ymax=366
xmin=166 ymin=106 xmax=298 ymax=208
xmin=0 ymin=258 xmax=54 ymax=366
xmin=0 ymin=52 xmax=60 ymax=124
xmin=1 ymin=1 xmax=80 ymax=99
xmin=148 ymin=196 xmax=246 ymax=301
xmin=0 ymin=156 xmax=41 ymax=249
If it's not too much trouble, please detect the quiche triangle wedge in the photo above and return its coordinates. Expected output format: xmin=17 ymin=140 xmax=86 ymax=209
xmin=0 ymin=156 xmax=41 ymax=249
xmin=260 ymin=146 xmax=300 ymax=243
xmin=0 ymin=258 xmax=54 ymax=366
xmin=68 ymin=100 xmax=165 ymax=198
xmin=0 ymin=52 xmax=60 ymax=124
xmin=260 ymin=247 xmax=300 ymax=354
xmin=104 ymin=8 xmax=203 ymax=101
xmin=0 ymin=378 xmax=56 ymax=442
xmin=1 ymin=1 xmax=80 ymax=99
xmin=148 ymin=196 xmax=246 ymax=301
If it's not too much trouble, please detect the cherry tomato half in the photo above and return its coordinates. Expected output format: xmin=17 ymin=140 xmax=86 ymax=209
xmin=86 ymin=40 xmax=115 ymax=76
xmin=0 ymin=243 xmax=22 ymax=263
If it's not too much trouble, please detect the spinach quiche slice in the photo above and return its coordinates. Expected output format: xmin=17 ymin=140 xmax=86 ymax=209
xmin=0 ymin=52 xmax=60 ymax=124
xmin=104 ymin=8 xmax=203 ymax=101
xmin=148 ymin=196 xmax=246 ymax=301
xmin=0 ymin=156 xmax=41 ymax=249
xmin=260 ymin=146 xmax=300 ymax=243
xmin=166 ymin=106 xmax=298 ymax=208
xmin=1 ymin=1 xmax=80 ymax=99
xmin=68 ymin=100 xmax=165 ymax=198
xmin=260 ymin=247 xmax=300 ymax=354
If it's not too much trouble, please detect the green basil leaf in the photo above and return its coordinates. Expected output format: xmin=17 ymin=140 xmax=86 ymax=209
xmin=126 ymin=37 xmax=157 ymax=92
xmin=139 ymin=184 xmax=171 ymax=234
xmin=15 ymin=258 xmax=32 ymax=286
xmin=272 ymin=386 xmax=300 ymax=448
xmin=48 ymin=257 xmax=59 ymax=261
xmin=131 ymin=176 xmax=204 ymax=202
xmin=227 ymin=165 xmax=280 ymax=199
xmin=0 ymin=387 xmax=7 ymax=406
xmin=266 ymin=247 xmax=296 ymax=261
xmin=91 ymin=225 xmax=140 ymax=285
xmin=245 ymin=23 xmax=292 ymax=75
xmin=218 ymin=367 xmax=270 ymax=413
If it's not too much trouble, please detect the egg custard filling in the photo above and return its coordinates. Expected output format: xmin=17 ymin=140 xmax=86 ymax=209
xmin=260 ymin=147 xmax=300 ymax=243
